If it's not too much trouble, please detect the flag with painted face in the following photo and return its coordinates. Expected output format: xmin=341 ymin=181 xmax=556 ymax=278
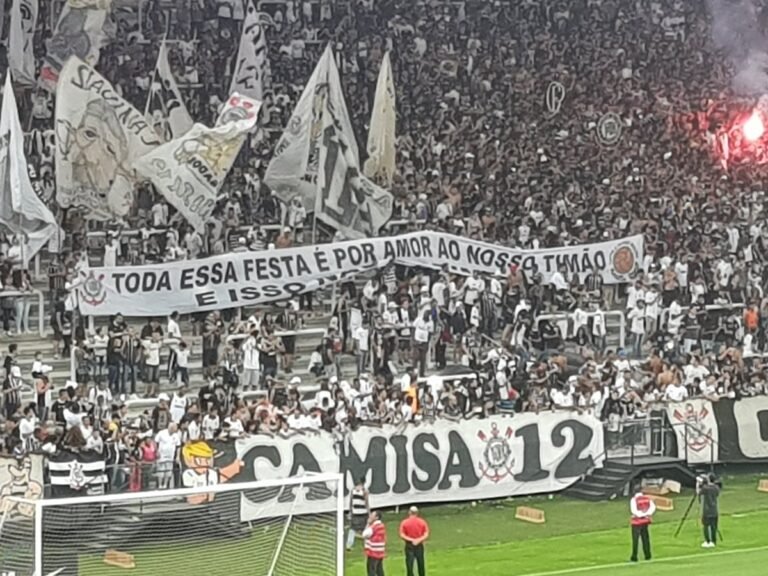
xmin=55 ymin=57 xmax=162 ymax=219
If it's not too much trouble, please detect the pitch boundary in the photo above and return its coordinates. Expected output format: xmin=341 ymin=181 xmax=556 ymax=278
xmin=519 ymin=545 xmax=768 ymax=576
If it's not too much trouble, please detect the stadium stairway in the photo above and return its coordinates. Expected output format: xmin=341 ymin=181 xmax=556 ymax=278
xmin=563 ymin=460 xmax=635 ymax=501
xmin=565 ymin=456 xmax=698 ymax=501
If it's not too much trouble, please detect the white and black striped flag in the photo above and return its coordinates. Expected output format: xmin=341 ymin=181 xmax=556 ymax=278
xmin=47 ymin=451 xmax=108 ymax=495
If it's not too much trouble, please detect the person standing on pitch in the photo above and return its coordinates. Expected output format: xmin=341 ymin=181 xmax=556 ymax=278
xmin=629 ymin=491 xmax=656 ymax=563
xmin=698 ymin=474 xmax=721 ymax=548
xmin=347 ymin=478 xmax=370 ymax=550
xmin=362 ymin=510 xmax=386 ymax=576
xmin=399 ymin=506 xmax=430 ymax=576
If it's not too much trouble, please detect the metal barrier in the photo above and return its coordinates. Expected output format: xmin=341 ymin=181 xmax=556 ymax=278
xmin=536 ymin=310 xmax=626 ymax=350
xmin=0 ymin=289 xmax=46 ymax=337
xmin=604 ymin=415 xmax=668 ymax=461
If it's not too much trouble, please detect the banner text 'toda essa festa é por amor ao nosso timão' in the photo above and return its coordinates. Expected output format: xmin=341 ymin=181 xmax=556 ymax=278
xmin=77 ymin=232 xmax=643 ymax=316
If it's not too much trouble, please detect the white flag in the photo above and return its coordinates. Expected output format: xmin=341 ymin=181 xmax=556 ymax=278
xmin=8 ymin=0 xmax=38 ymax=85
xmin=55 ymin=57 xmax=162 ymax=220
xmin=230 ymin=0 xmax=272 ymax=101
xmin=146 ymin=41 xmax=194 ymax=142
xmin=0 ymin=73 xmax=59 ymax=266
xmin=40 ymin=0 xmax=112 ymax=91
xmin=265 ymin=44 xmax=358 ymax=213
xmin=364 ymin=51 xmax=396 ymax=187
xmin=134 ymin=94 xmax=261 ymax=233
xmin=315 ymin=97 xmax=393 ymax=238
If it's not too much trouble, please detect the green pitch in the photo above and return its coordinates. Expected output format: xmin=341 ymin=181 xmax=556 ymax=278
xmin=72 ymin=475 xmax=768 ymax=576
xmin=345 ymin=475 xmax=768 ymax=576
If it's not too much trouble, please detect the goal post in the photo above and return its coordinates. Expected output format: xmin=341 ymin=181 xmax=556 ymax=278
xmin=0 ymin=473 xmax=344 ymax=576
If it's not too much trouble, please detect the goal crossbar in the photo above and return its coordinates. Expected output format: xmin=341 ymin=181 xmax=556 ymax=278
xmin=4 ymin=473 xmax=344 ymax=576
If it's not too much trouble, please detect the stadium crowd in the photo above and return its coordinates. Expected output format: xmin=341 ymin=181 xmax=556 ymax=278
xmin=0 ymin=0 xmax=768 ymax=490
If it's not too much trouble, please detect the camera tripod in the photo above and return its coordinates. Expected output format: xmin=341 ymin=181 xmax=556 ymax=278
xmin=674 ymin=491 xmax=724 ymax=542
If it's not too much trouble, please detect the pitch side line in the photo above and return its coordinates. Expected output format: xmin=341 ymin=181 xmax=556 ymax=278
xmin=519 ymin=545 xmax=768 ymax=576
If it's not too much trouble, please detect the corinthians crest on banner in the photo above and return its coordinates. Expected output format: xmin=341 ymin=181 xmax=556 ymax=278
xmin=668 ymin=399 xmax=718 ymax=464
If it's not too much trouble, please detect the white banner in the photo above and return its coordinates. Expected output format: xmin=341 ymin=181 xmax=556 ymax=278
xmin=146 ymin=41 xmax=194 ymax=142
xmin=55 ymin=57 xmax=162 ymax=220
xmin=230 ymin=0 xmax=271 ymax=101
xmin=231 ymin=413 xmax=604 ymax=518
xmin=364 ymin=51 xmax=396 ymax=187
xmin=76 ymin=232 xmax=643 ymax=316
xmin=40 ymin=0 xmax=112 ymax=90
xmin=315 ymin=92 xmax=393 ymax=238
xmin=134 ymin=93 xmax=261 ymax=233
xmin=667 ymin=399 xmax=718 ymax=465
xmin=0 ymin=73 xmax=59 ymax=266
xmin=0 ymin=454 xmax=43 ymax=519
xmin=265 ymin=44 xmax=358 ymax=213
xmin=8 ymin=0 xmax=38 ymax=85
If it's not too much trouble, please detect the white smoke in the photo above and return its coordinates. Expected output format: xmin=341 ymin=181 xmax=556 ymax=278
xmin=708 ymin=0 xmax=768 ymax=95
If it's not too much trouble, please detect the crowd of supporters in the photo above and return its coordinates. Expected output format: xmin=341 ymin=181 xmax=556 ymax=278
xmin=1 ymin=0 xmax=768 ymax=475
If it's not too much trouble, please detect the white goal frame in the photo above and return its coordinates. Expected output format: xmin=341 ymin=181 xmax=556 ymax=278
xmin=9 ymin=473 xmax=344 ymax=576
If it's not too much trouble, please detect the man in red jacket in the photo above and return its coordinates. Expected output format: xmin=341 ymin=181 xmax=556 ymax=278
xmin=363 ymin=510 xmax=386 ymax=576
xmin=630 ymin=492 xmax=656 ymax=562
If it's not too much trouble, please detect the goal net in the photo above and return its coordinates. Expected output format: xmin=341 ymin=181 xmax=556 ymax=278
xmin=0 ymin=473 xmax=343 ymax=576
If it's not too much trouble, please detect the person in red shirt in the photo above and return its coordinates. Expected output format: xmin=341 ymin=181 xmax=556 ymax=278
xmin=629 ymin=492 xmax=656 ymax=562
xmin=363 ymin=510 xmax=386 ymax=576
xmin=399 ymin=506 xmax=430 ymax=576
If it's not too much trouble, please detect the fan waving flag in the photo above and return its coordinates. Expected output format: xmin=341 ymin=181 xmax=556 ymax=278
xmin=0 ymin=72 xmax=59 ymax=267
xmin=8 ymin=0 xmax=38 ymax=86
xmin=134 ymin=94 xmax=261 ymax=233
xmin=230 ymin=0 xmax=272 ymax=101
xmin=39 ymin=0 xmax=113 ymax=91
xmin=145 ymin=40 xmax=194 ymax=142
xmin=364 ymin=51 xmax=397 ymax=187
xmin=316 ymin=96 xmax=393 ymax=238
xmin=265 ymin=44 xmax=358 ymax=213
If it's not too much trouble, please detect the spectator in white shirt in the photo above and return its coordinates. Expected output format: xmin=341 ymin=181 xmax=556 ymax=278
xmin=628 ymin=301 xmax=646 ymax=357
xmin=176 ymin=341 xmax=190 ymax=386
xmin=664 ymin=381 xmax=689 ymax=402
xmin=241 ymin=331 xmax=261 ymax=390
xmin=202 ymin=407 xmax=220 ymax=440
xmin=155 ymin=423 xmax=181 ymax=489
xmin=412 ymin=311 xmax=434 ymax=377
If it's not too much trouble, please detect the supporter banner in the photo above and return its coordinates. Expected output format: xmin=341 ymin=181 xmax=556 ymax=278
xmin=8 ymin=0 xmax=38 ymax=85
xmin=55 ymin=57 xmax=162 ymax=220
xmin=666 ymin=399 xmax=718 ymax=465
xmin=235 ymin=413 xmax=603 ymax=518
xmin=265 ymin=44 xmax=359 ymax=213
xmin=668 ymin=397 xmax=768 ymax=463
xmin=145 ymin=40 xmax=194 ymax=142
xmin=134 ymin=93 xmax=261 ymax=233
xmin=0 ymin=73 xmax=59 ymax=267
xmin=712 ymin=397 xmax=768 ymax=462
xmin=230 ymin=1 xmax=272 ymax=101
xmin=47 ymin=450 xmax=108 ymax=496
xmin=40 ymin=0 xmax=112 ymax=91
xmin=76 ymin=232 xmax=644 ymax=316
xmin=364 ymin=51 xmax=397 ymax=187
xmin=315 ymin=89 xmax=393 ymax=238
xmin=0 ymin=454 xmax=43 ymax=519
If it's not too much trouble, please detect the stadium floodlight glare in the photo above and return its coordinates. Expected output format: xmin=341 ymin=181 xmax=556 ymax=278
xmin=0 ymin=473 xmax=344 ymax=576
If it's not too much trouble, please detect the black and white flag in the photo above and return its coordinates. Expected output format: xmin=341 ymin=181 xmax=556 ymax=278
xmin=145 ymin=40 xmax=193 ymax=142
xmin=230 ymin=0 xmax=272 ymax=101
xmin=47 ymin=450 xmax=108 ymax=495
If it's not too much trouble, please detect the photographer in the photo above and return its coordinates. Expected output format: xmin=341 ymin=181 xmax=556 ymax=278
xmin=698 ymin=474 xmax=721 ymax=548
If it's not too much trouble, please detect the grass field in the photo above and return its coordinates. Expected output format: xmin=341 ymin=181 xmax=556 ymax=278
xmin=66 ymin=474 xmax=768 ymax=575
